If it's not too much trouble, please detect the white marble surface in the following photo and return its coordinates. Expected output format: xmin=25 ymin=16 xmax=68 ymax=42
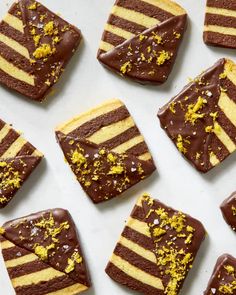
xmin=0 ymin=0 xmax=235 ymax=294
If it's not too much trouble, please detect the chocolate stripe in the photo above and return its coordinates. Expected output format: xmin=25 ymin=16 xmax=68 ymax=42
xmin=102 ymin=31 xmax=126 ymax=47
xmin=209 ymin=135 xmax=229 ymax=162
xmin=131 ymin=204 xmax=145 ymax=221
xmin=207 ymin=0 xmax=236 ymax=11
xmin=217 ymin=109 xmax=236 ymax=144
xmin=122 ymin=226 xmax=154 ymax=251
xmin=114 ymin=243 xmax=159 ymax=277
xmin=108 ymin=14 xmax=146 ymax=34
xmin=203 ymin=31 xmax=236 ymax=48
xmin=101 ymin=126 xmax=140 ymax=149
xmin=117 ymin=0 xmax=174 ymax=21
xmin=106 ymin=262 xmax=159 ymax=295
xmin=205 ymin=13 xmax=236 ymax=28
xmin=16 ymin=142 xmax=36 ymax=156
xmin=221 ymin=78 xmax=236 ymax=103
xmin=14 ymin=274 xmax=77 ymax=295
xmin=68 ymin=106 xmax=130 ymax=138
xmin=0 ymin=69 xmax=39 ymax=101
xmin=0 ymin=22 xmax=27 ymax=47
xmin=0 ymin=41 xmax=31 ymax=73
xmin=8 ymin=260 xmax=49 ymax=279
xmin=0 ymin=129 xmax=19 ymax=156
xmin=0 ymin=119 xmax=5 ymax=130
xmin=126 ymin=141 xmax=149 ymax=156
xmin=2 ymin=246 xmax=29 ymax=261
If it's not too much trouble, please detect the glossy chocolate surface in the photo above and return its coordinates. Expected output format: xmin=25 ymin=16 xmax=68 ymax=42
xmin=99 ymin=15 xmax=187 ymax=84
xmin=158 ymin=58 xmax=236 ymax=173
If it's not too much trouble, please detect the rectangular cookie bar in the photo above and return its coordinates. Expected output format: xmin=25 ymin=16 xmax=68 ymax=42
xmin=55 ymin=99 xmax=156 ymax=204
xmin=0 ymin=0 xmax=81 ymax=101
xmin=0 ymin=118 xmax=43 ymax=208
xmin=220 ymin=192 xmax=236 ymax=231
xmin=97 ymin=0 xmax=187 ymax=84
xmin=105 ymin=194 xmax=205 ymax=295
xmin=204 ymin=254 xmax=236 ymax=295
xmin=0 ymin=208 xmax=91 ymax=294
xmin=204 ymin=0 xmax=236 ymax=49
xmin=158 ymin=58 xmax=236 ymax=173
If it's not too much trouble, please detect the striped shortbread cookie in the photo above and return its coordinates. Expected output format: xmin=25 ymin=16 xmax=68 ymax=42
xmin=106 ymin=194 xmax=205 ymax=295
xmin=158 ymin=58 xmax=236 ymax=173
xmin=204 ymin=0 xmax=236 ymax=49
xmin=97 ymin=0 xmax=187 ymax=84
xmin=0 ymin=208 xmax=91 ymax=295
xmin=0 ymin=0 xmax=81 ymax=101
xmin=0 ymin=118 xmax=43 ymax=208
xmin=55 ymin=99 xmax=156 ymax=204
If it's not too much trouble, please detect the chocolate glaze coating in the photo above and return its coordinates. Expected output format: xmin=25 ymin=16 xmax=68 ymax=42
xmin=158 ymin=58 xmax=236 ymax=173
xmin=1 ymin=208 xmax=91 ymax=287
xmin=106 ymin=195 xmax=206 ymax=295
xmin=142 ymin=197 xmax=206 ymax=294
xmin=0 ymin=156 xmax=41 ymax=208
xmin=220 ymin=192 xmax=236 ymax=231
xmin=56 ymin=134 xmax=156 ymax=203
xmin=204 ymin=254 xmax=236 ymax=295
xmin=98 ymin=15 xmax=187 ymax=84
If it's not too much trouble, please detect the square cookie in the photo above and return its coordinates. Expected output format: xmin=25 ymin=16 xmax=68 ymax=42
xmin=0 ymin=208 xmax=91 ymax=294
xmin=204 ymin=0 xmax=236 ymax=49
xmin=0 ymin=0 xmax=81 ymax=101
xmin=106 ymin=194 xmax=205 ymax=295
xmin=158 ymin=58 xmax=236 ymax=173
xmin=220 ymin=192 xmax=236 ymax=231
xmin=0 ymin=118 xmax=43 ymax=208
xmin=55 ymin=99 xmax=156 ymax=204
xmin=97 ymin=0 xmax=187 ymax=84
xmin=204 ymin=254 xmax=236 ymax=295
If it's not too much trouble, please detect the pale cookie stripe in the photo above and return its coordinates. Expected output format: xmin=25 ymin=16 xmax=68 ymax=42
xmin=0 ymin=13 xmax=35 ymax=85
xmin=3 ymin=13 xmax=24 ymax=33
xmin=206 ymin=6 xmax=236 ymax=18
xmin=204 ymin=25 xmax=236 ymax=37
xmin=0 ymin=121 xmax=43 ymax=159
xmin=99 ymin=0 xmax=186 ymax=53
xmin=108 ymin=196 xmax=165 ymax=292
xmin=1 ymin=239 xmax=88 ymax=294
xmin=110 ymin=254 xmax=164 ymax=290
xmin=56 ymin=99 xmax=152 ymax=161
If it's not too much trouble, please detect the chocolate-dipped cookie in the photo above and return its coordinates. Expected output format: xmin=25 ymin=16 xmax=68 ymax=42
xmin=0 ymin=208 xmax=91 ymax=294
xmin=0 ymin=0 xmax=81 ymax=101
xmin=106 ymin=194 xmax=205 ymax=295
xmin=204 ymin=254 xmax=236 ymax=295
xmin=158 ymin=58 xmax=236 ymax=173
xmin=220 ymin=192 xmax=236 ymax=231
xmin=0 ymin=118 xmax=43 ymax=208
xmin=97 ymin=0 xmax=187 ymax=84
xmin=55 ymin=99 xmax=156 ymax=204
xmin=204 ymin=0 xmax=236 ymax=49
